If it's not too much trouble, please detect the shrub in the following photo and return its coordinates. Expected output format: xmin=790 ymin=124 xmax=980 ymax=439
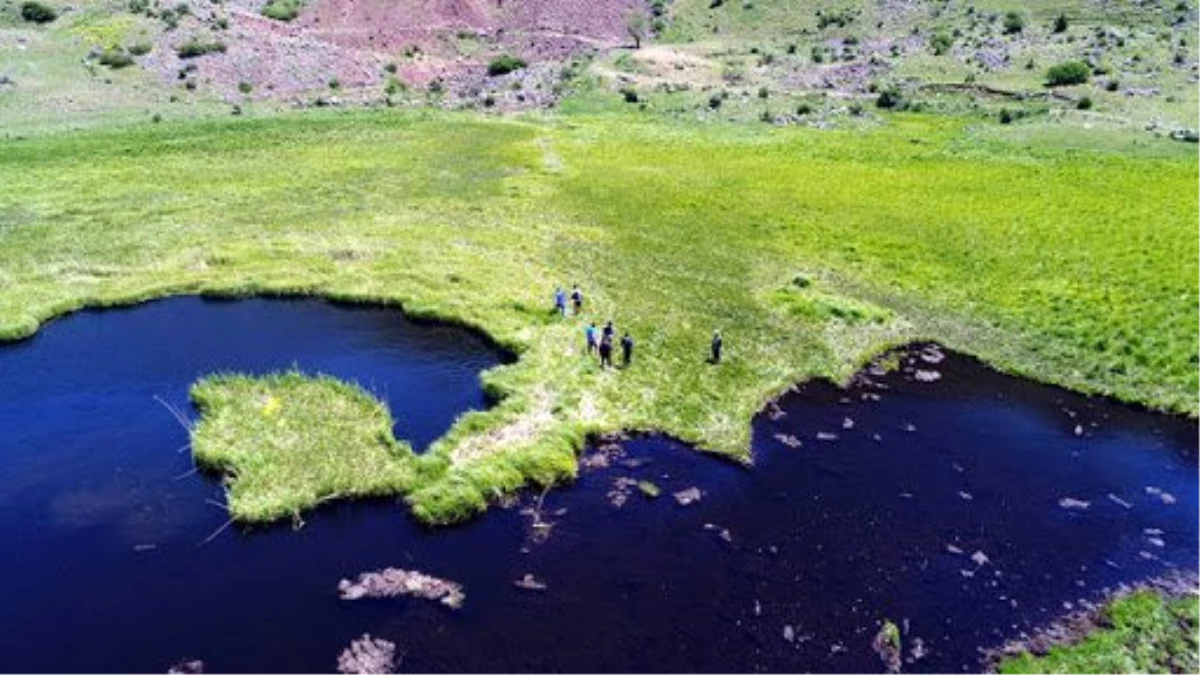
xmin=811 ymin=46 xmax=825 ymax=63
xmin=261 ymin=0 xmax=303 ymax=21
xmin=98 ymin=47 xmax=135 ymax=69
xmin=237 ymin=81 xmax=253 ymax=94
xmin=796 ymin=102 xmax=814 ymax=115
xmin=177 ymin=38 xmax=227 ymax=58
xmin=1076 ymin=96 xmax=1093 ymax=110
xmin=757 ymin=86 xmax=769 ymax=99
xmin=875 ymin=87 xmax=903 ymax=109
xmin=930 ymin=31 xmax=952 ymax=55
xmin=620 ymin=87 xmax=639 ymax=103
xmin=1053 ymin=13 xmax=1069 ymax=33
xmin=1002 ymin=11 xmax=1025 ymax=34
xmin=999 ymin=108 xmax=1014 ymax=124
xmin=1045 ymin=60 xmax=1090 ymax=86
xmin=1105 ymin=79 xmax=1119 ymax=91
xmin=127 ymin=41 xmax=152 ymax=56
xmin=384 ymin=62 xmax=397 ymax=74
xmin=487 ymin=54 xmax=526 ymax=76
xmin=708 ymin=93 xmax=722 ymax=109
xmin=327 ymin=77 xmax=340 ymax=90
xmin=20 ymin=1 xmax=57 ymax=23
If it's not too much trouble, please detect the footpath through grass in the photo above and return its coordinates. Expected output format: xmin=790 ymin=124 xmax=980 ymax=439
xmin=0 ymin=109 xmax=1195 ymax=524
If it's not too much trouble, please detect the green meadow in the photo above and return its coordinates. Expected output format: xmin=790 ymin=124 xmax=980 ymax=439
xmin=0 ymin=109 xmax=1194 ymax=523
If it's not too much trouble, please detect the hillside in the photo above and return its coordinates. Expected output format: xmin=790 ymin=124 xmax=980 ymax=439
xmin=1 ymin=0 xmax=1196 ymax=137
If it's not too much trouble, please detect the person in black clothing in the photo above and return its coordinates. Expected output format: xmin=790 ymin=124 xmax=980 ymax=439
xmin=571 ymin=285 xmax=584 ymax=314
xmin=711 ymin=330 xmax=723 ymax=364
xmin=602 ymin=320 xmax=615 ymax=341
xmin=599 ymin=336 xmax=614 ymax=368
xmin=620 ymin=332 xmax=634 ymax=367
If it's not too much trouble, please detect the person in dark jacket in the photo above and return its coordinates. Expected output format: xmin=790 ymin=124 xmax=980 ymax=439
xmin=602 ymin=320 xmax=615 ymax=341
xmin=571 ymin=285 xmax=584 ymax=314
xmin=599 ymin=335 xmax=614 ymax=368
xmin=711 ymin=330 xmax=723 ymax=364
xmin=621 ymin=332 xmax=634 ymax=367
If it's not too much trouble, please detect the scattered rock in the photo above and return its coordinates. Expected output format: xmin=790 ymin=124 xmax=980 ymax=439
xmin=1145 ymin=486 xmax=1177 ymax=505
xmin=1073 ymin=424 xmax=1084 ymax=436
xmin=908 ymin=636 xmax=928 ymax=662
xmin=513 ymin=573 xmax=548 ymax=591
xmin=673 ymin=487 xmax=703 ymax=506
xmin=946 ymin=544 xmax=963 ymax=555
xmin=971 ymin=550 xmax=990 ymax=566
xmin=783 ymin=624 xmax=795 ymax=642
xmin=1107 ymin=493 xmax=1133 ymax=509
xmin=168 ymin=660 xmax=204 ymax=674
xmin=816 ymin=432 xmax=839 ymax=441
xmin=337 ymin=634 xmax=397 ymax=675
xmin=338 ymin=568 xmax=465 ymax=609
xmin=842 ymin=417 xmax=855 ymax=429
xmin=904 ymin=423 xmax=917 ymax=432
xmin=620 ymin=457 xmax=651 ymax=469
xmin=913 ymin=369 xmax=941 ymax=382
xmin=1146 ymin=537 xmax=1165 ymax=548
xmin=958 ymin=491 xmax=973 ymax=501
xmin=1058 ymin=497 xmax=1090 ymax=510
xmin=704 ymin=522 xmax=733 ymax=542
xmin=766 ymin=401 xmax=786 ymax=420
xmin=919 ymin=345 xmax=945 ymax=364
xmin=607 ymin=476 xmax=639 ymax=507
xmin=774 ymin=433 xmax=803 ymax=448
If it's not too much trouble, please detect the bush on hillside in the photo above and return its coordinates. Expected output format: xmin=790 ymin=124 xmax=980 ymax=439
xmin=177 ymin=38 xmax=227 ymax=58
xmin=20 ymin=1 xmax=57 ymax=23
xmin=1002 ymin=11 xmax=1025 ymax=34
xmin=98 ymin=47 xmax=135 ymax=69
xmin=1045 ymin=60 xmax=1090 ymax=86
xmin=487 ymin=55 xmax=526 ymax=76
xmin=261 ymin=0 xmax=304 ymax=22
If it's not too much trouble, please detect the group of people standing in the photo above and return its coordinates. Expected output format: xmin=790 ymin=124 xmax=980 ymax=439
xmin=553 ymin=285 xmax=723 ymax=368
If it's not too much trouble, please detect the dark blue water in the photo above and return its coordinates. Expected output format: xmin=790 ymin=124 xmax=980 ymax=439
xmin=0 ymin=299 xmax=1194 ymax=673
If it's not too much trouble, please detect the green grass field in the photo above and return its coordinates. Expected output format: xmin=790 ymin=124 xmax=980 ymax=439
xmin=0 ymin=109 xmax=1195 ymax=524
xmin=998 ymin=591 xmax=1200 ymax=673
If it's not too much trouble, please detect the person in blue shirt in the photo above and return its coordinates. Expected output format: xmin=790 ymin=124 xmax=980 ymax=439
xmin=585 ymin=323 xmax=598 ymax=354
xmin=553 ymin=287 xmax=566 ymax=316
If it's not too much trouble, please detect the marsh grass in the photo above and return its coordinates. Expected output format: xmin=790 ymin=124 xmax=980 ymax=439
xmin=998 ymin=592 xmax=1200 ymax=674
xmin=190 ymin=371 xmax=415 ymax=522
xmin=0 ymin=110 xmax=1194 ymax=525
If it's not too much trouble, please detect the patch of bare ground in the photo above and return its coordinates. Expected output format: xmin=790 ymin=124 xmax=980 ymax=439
xmin=146 ymin=0 xmax=645 ymax=102
xmin=450 ymin=388 xmax=556 ymax=468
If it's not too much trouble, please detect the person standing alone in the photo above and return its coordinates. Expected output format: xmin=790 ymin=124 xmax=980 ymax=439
xmin=710 ymin=330 xmax=723 ymax=364
xmin=621 ymin=332 xmax=634 ymax=367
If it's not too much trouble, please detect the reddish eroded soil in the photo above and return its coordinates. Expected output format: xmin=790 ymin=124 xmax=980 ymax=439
xmin=147 ymin=0 xmax=644 ymax=102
